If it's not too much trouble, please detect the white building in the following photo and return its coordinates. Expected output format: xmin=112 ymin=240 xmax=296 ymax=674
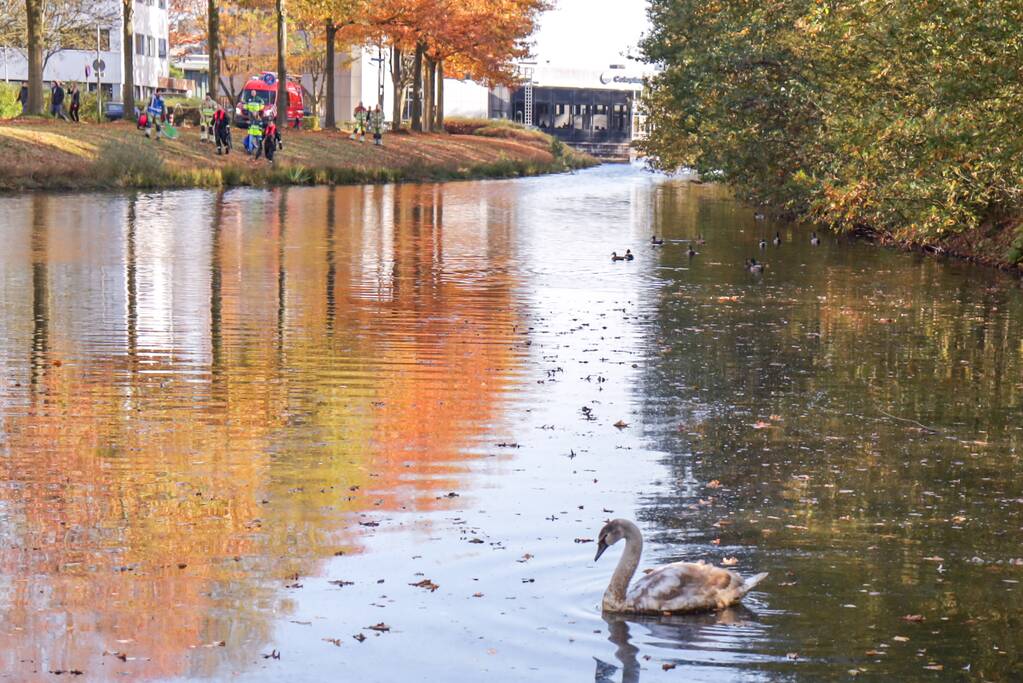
xmin=2 ymin=0 xmax=169 ymax=103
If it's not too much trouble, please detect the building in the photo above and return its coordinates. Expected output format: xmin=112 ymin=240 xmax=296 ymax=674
xmin=320 ymin=51 xmax=647 ymax=159
xmin=3 ymin=0 xmax=169 ymax=103
xmin=171 ymin=53 xmax=210 ymax=99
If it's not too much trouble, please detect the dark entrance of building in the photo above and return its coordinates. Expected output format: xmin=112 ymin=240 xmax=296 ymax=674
xmin=491 ymin=86 xmax=635 ymax=159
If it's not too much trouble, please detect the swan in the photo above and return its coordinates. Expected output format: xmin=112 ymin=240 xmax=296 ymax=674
xmin=594 ymin=519 xmax=767 ymax=614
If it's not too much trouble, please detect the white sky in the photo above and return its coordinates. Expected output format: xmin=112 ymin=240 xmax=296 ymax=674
xmin=529 ymin=0 xmax=651 ymax=69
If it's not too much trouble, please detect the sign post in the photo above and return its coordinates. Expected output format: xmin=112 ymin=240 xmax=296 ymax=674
xmin=94 ymin=26 xmax=106 ymax=122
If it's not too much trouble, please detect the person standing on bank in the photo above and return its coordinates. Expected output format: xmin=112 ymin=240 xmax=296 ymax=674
xmin=262 ymin=114 xmax=281 ymax=164
xmin=213 ymin=104 xmax=232 ymax=155
xmin=200 ymin=92 xmax=217 ymax=143
xmin=68 ymin=83 xmax=81 ymax=123
xmin=50 ymin=81 xmax=68 ymax=121
xmin=350 ymin=101 xmax=367 ymax=142
xmin=370 ymin=104 xmax=385 ymax=147
xmin=145 ymin=90 xmax=165 ymax=139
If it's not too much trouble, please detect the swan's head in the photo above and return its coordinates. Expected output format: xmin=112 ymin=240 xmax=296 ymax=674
xmin=595 ymin=519 xmax=631 ymax=561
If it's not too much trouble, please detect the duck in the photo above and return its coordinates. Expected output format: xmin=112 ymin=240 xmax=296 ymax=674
xmin=651 ymin=235 xmax=664 ymax=246
xmin=772 ymin=232 xmax=782 ymax=246
xmin=594 ymin=519 xmax=767 ymax=614
xmin=758 ymin=238 xmax=767 ymax=249
xmin=687 ymin=245 xmax=697 ymax=257
xmin=625 ymin=249 xmax=635 ymax=261
xmin=810 ymin=231 xmax=820 ymax=246
xmin=745 ymin=258 xmax=765 ymax=273
xmin=754 ymin=211 xmax=766 ymax=221
xmin=611 ymin=252 xmax=626 ymax=262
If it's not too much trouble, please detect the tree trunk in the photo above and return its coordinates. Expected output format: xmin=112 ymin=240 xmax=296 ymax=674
xmin=275 ymin=0 xmax=287 ymax=127
xmin=324 ymin=19 xmax=337 ymax=129
xmin=25 ymin=0 xmax=44 ymax=114
xmin=390 ymin=45 xmax=402 ymax=132
xmin=122 ymin=0 xmax=135 ymax=112
xmin=411 ymin=42 xmax=424 ymax=132
xmin=207 ymin=0 xmax=219 ymax=101
xmin=423 ymin=57 xmax=434 ymax=133
xmin=435 ymin=60 xmax=444 ymax=131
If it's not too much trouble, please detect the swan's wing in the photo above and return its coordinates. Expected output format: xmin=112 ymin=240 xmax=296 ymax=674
xmin=626 ymin=562 xmax=748 ymax=613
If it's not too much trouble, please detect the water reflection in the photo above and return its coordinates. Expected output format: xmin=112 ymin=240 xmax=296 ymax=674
xmin=0 ymin=184 xmax=527 ymax=680
xmin=1 ymin=168 xmax=1022 ymax=681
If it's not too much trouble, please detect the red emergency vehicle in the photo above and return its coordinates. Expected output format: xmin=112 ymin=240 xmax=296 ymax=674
xmin=234 ymin=72 xmax=304 ymax=128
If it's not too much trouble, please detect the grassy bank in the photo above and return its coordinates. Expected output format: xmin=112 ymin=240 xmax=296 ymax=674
xmin=0 ymin=119 xmax=597 ymax=192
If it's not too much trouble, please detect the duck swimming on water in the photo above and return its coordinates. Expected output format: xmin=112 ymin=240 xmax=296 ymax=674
xmin=611 ymin=252 xmax=626 ymax=262
xmin=687 ymin=245 xmax=697 ymax=257
xmin=810 ymin=231 xmax=821 ymax=246
xmin=625 ymin=249 xmax=634 ymax=261
xmin=594 ymin=519 xmax=767 ymax=614
xmin=746 ymin=258 xmax=765 ymax=273
xmin=758 ymin=238 xmax=767 ymax=249
xmin=651 ymin=235 xmax=664 ymax=246
xmin=773 ymin=232 xmax=782 ymax=246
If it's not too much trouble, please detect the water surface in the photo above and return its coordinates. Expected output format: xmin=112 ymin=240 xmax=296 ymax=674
xmin=1 ymin=166 xmax=1022 ymax=681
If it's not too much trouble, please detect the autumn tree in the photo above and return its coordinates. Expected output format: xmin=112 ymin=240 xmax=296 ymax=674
xmin=122 ymin=0 xmax=134 ymax=112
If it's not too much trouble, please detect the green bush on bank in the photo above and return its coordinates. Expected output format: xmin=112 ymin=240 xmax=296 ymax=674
xmin=640 ymin=1 xmax=1023 ymax=244
xmin=93 ymin=139 xmax=167 ymax=186
xmin=0 ymin=83 xmax=23 ymax=119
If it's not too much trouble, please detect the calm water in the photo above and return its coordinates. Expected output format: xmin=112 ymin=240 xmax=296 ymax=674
xmin=1 ymin=166 xmax=1022 ymax=682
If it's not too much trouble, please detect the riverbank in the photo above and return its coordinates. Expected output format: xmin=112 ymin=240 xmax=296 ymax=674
xmin=0 ymin=119 xmax=597 ymax=192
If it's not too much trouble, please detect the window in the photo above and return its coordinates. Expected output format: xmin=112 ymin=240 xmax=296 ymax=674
xmin=592 ymin=103 xmax=608 ymax=131
xmin=554 ymin=102 xmax=571 ymax=129
xmin=99 ymin=29 xmax=110 ymax=52
xmin=135 ymin=33 xmax=144 ymax=56
xmin=159 ymin=0 xmax=166 ymax=7
xmin=147 ymin=36 xmax=155 ymax=57
xmin=158 ymin=39 xmax=167 ymax=58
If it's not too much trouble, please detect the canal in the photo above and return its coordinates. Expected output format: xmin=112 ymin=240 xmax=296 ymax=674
xmin=1 ymin=165 xmax=1021 ymax=681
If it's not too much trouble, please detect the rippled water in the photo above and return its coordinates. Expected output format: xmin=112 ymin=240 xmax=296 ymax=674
xmin=1 ymin=166 xmax=1022 ymax=682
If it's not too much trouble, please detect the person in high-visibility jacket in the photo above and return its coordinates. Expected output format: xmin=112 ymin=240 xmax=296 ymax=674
xmin=369 ymin=105 xmax=385 ymax=147
xmin=246 ymin=116 xmax=264 ymax=157
xmin=200 ymin=93 xmax=217 ymax=143
xmin=349 ymin=101 xmax=367 ymax=142
xmin=144 ymin=90 xmax=165 ymax=139
xmin=262 ymin=115 xmax=282 ymax=163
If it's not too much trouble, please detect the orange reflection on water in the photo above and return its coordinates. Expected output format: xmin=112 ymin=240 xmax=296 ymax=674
xmin=0 ymin=185 xmax=526 ymax=680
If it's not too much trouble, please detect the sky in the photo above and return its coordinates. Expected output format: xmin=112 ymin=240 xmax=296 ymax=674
xmin=530 ymin=0 xmax=651 ymax=70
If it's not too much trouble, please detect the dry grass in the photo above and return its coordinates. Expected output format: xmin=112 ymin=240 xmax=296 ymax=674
xmin=0 ymin=119 xmax=597 ymax=191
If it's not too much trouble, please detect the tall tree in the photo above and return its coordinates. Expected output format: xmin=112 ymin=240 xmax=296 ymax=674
xmin=122 ymin=0 xmax=134 ymax=113
xmin=410 ymin=40 xmax=423 ymax=131
xmin=324 ymin=18 xmax=337 ymax=127
xmin=24 ymin=0 xmax=43 ymax=114
xmin=207 ymin=0 xmax=219 ymax=100
xmin=275 ymin=0 xmax=287 ymax=126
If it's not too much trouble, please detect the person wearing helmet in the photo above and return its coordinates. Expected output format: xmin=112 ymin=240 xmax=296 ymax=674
xmin=350 ymin=101 xmax=367 ymax=142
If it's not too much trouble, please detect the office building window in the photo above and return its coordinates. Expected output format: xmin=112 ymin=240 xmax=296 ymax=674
xmin=158 ymin=39 xmax=167 ymax=58
xmin=147 ymin=36 xmax=155 ymax=57
xmin=135 ymin=33 xmax=144 ymax=56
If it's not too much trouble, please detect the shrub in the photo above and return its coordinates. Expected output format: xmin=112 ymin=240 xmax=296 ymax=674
xmin=0 ymin=83 xmax=21 ymax=119
xmin=549 ymin=137 xmax=566 ymax=159
xmin=93 ymin=138 xmax=166 ymax=186
xmin=302 ymin=115 xmax=320 ymax=131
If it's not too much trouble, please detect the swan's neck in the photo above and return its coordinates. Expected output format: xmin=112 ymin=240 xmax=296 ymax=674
xmin=604 ymin=526 xmax=642 ymax=610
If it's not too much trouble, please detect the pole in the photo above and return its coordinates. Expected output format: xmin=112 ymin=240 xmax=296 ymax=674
xmin=96 ymin=27 xmax=102 ymax=122
xmin=3 ymin=46 xmax=8 ymax=82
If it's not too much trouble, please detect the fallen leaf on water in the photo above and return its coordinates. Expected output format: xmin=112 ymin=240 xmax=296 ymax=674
xmin=923 ymin=664 xmax=943 ymax=671
xmin=706 ymin=480 xmax=721 ymax=489
xmin=353 ymin=634 xmax=366 ymax=643
xmin=367 ymin=623 xmax=390 ymax=632
xmin=613 ymin=420 xmax=629 ymax=429
xmin=901 ymin=614 xmax=925 ymax=622
xmin=865 ymin=650 xmax=881 ymax=656
xmin=722 ymin=557 xmax=739 ymax=566
xmin=893 ymin=636 xmax=910 ymax=642
xmin=323 ymin=638 xmax=342 ymax=647
xmin=329 ymin=580 xmax=354 ymax=587
xmin=922 ymin=556 xmax=944 ymax=562
xmin=468 ymin=538 xmax=485 ymax=544
xmin=517 ymin=553 xmax=533 ymax=563
xmin=410 ymin=579 xmax=439 ymax=592
xmin=662 ymin=663 xmax=676 ymax=671
xmin=574 ymin=538 xmax=594 ymax=544
xmin=472 ymin=592 xmax=484 ymax=598
xmin=752 ymin=421 xmax=771 ymax=429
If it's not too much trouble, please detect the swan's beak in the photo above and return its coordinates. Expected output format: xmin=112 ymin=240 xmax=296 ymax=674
xmin=594 ymin=539 xmax=608 ymax=562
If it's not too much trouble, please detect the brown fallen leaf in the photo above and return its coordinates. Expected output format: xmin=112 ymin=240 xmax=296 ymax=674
xmin=923 ymin=664 xmax=943 ymax=671
xmin=752 ymin=421 xmax=771 ymax=429
xmin=323 ymin=638 xmax=342 ymax=647
xmin=410 ymin=579 xmax=439 ymax=592
xmin=706 ymin=480 xmax=722 ymax=489
xmin=613 ymin=420 xmax=629 ymax=429
xmin=353 ymin=634 xmax=366 ymax=643
xmin=893 ymin=636 xmax=910 ymax=642
xmin=367 ymin=623 xmax=390 ymax=632
xmin=472 ymin=592 xmax=484 ymax=598
xmin=901 ymin=614 xmax=925 ymax=622
xmin=722 ymin=557 xmax=739 ymax=566
xmin=662 ymin=663 xmax=676 ymax=671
